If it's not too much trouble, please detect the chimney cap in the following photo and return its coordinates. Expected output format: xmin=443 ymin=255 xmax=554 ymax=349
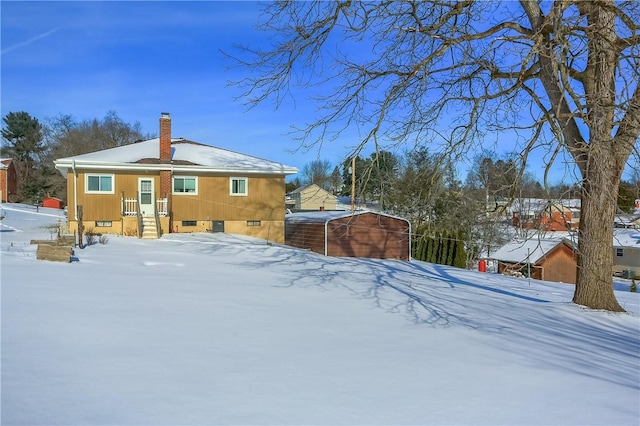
xmin=161 ymin=112 xmax=170 ymax=118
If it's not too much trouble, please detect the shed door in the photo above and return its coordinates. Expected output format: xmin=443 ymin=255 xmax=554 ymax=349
xmin=138 ymin=178 xmax=154 ymax=216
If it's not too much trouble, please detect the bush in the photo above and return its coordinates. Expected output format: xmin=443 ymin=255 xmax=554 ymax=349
xmin=84 ymin=228 xmax=99 ymax=246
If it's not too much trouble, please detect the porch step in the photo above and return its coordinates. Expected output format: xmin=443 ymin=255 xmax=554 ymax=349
xmin=141 ymin=216 xmax=159 ymax=239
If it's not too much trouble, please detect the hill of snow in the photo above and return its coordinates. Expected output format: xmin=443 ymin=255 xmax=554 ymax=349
xmin=1 ymin=203 xmax=638 ymax=425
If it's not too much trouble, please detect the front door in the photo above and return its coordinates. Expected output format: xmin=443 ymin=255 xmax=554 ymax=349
xmin=138 ymin=178 xmax=154 ymax=216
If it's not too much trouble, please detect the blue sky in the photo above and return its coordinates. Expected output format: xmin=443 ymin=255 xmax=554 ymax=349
xmin=0 ymin=1 xmax=605 ymax=185
xmin=1 ymin=1 xmax=338 ymax=176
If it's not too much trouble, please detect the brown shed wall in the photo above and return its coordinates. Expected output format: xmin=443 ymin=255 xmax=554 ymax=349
xmin=284 ymin=222 xmax=326 ymax=254
xmin=537 ymin=243 xmax=577 ymax=284
xmin=327 ymin=213 xmax=409 ymax=260
xmin=285 ymin=212 xmax=410 ymax=261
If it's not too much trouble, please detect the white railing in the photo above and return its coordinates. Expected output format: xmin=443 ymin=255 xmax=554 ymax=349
xmin=121 ymin=197 xmax=168 ymax=217
xmin=157 ymin=198 xmax=168 ymax=217
xmin=123 ymin=198 xmax=138 ymax=216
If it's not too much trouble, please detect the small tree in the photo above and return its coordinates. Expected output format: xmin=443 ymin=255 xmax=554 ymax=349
xmin=1 ymin=111 xmax=46 ymax=201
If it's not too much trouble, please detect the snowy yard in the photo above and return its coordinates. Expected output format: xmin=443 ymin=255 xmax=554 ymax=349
xmin=1 ymin=204 xmax=639 ymax=425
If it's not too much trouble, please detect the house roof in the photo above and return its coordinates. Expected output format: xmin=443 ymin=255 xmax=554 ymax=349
xmin=489 ymin=238 xmax=575 ymax=265
xmin=509 ymin=198 xmax=581 ymax=215
xmin=492 ymin=229 xmax=640 ymax=264
xmin=54 ymin=138 xmax=297 ymax=177
xmin=285 ymin=210 xmax=410 ymax=226
xmin=614 ymin=214 xmax=640 ymax=227
xmin=287 ymin=183 xmax=332 ymax=196
xmin=613 ymin=229 xmax=640 ymax=248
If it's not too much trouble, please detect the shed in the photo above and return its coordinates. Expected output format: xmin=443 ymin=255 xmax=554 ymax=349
xmin=489 ymin=238 xmax=577 ymax=284
xmin=285 ymin=210 xmax=411 ymax=260
xmin=42 ymin=197 xmax=65 ymax=209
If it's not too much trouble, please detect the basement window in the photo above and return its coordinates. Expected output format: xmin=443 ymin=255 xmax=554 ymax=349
xmin=182 ymin=220 xmax=197 ymax=227
xmin=95 ymin=221 xmax=112 ymax=227
xmin=616 ymin=248 xmax=624 ymax=257
xmin=247 ymin=220 xmax=261 ymax=227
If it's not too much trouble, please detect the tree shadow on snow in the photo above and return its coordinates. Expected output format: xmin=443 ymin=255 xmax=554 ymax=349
xmin=238 ymin=245 xmax=639 ymax=391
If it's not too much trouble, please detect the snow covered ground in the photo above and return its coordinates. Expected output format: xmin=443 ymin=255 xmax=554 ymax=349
xmin=1 ymin=203 xmax=639 ymax=425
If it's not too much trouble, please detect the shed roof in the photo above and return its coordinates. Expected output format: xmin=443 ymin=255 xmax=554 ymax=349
xmin=489 ymin=238 xmax=574 ymax=265
xmin=285 ymin=210 xmax=409 ymax=225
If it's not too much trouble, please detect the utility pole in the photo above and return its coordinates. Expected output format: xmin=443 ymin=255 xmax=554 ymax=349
xmin=350 ymin=156 xmax=355 ymax=212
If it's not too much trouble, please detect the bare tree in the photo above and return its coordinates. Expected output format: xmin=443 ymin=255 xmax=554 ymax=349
xmin=301 ymin=159 xmax=333 ymax=190
xmin=231 ymin=1 xmax=639 ymax=311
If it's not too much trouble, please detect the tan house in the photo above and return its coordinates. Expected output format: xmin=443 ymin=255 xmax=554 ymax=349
xmin=54 ymin=113 xmax=297 ymax=242
xmin=489 ymin=237 xmax=578 ymax=284
xmin=286 ymin=184 xmax=338 ymax=211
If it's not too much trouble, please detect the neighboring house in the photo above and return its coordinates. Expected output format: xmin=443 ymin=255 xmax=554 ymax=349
xmin=613 ymin=229 xmax=640 ymax=278
xmin=489 ymin=237 xmax=578 ymax=284
xmin=614 ymin=213 xmax=640 ymax=229
xmin=286 ymin=184 xmax=338 ymax=211
xmin=285 ymin=210 xmax=411 ymax=260
xmin=0 ymin=158 xmax=18 ymax=202
xmin=512 ymin=199 xmax=580 ymax=231
xmin=54 ymin=113 xmax=297 ymax=242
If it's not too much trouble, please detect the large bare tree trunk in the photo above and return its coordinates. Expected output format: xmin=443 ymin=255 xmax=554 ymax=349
xmin=575 ymin=158 xmax=624 ymax=312
xmin=571 ymin=1 xmax=628 ymax=312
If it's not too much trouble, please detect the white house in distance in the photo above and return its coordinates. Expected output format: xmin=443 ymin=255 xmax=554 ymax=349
xmin=613 ymin=228 xmax=640 ymax=279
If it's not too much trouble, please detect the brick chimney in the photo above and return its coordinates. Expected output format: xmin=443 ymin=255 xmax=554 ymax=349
xmin=159 ymin=112 xmax=172 ymax=232
xmin=159 ymin=112 xmax=171 ymax=162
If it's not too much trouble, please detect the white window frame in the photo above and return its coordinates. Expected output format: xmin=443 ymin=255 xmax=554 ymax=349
xmin=173 ymin=176 xmax=198 ymax=195
xmin=85 ymin=174 xmax=114 ymax=194
xmin=616 ymin=248 xmax=624 ymax=257
xmin=230 ymin=177 xmax=248 ymax=196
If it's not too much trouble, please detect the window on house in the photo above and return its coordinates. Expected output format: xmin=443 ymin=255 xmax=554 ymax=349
xmin=95 ymin=221 xmax=112 ymax=227
xmin=247 ymin=220 xmax=261 ymax=226
xmin=86 ymin=174 xmax=114 ymax=193
xmin=230 ymin=177 xmax=248 ymax=196
xmin=182 ymin=220 xmax=197 ymax=227
xmin=173 ymin=177 xmax=197 ymax=194
xmin=616 ymin=248 xmax=624 ymax=257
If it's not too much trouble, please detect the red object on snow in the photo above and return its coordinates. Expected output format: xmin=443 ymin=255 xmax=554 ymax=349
xmin=42 ymin=197 xmax=65 ymax=209
xmin=478 ymin=260 xmax=487 ymax=272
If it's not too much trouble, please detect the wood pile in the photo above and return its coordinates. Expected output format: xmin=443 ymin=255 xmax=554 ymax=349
xmin=36 ymin=244 xmax=73 ymax=263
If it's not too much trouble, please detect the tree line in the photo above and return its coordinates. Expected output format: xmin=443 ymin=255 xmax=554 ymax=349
xmin=0 ymin=111 xmax=152 ymax=203
xmin=289 ymin=150 xmax=639 ymax=267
